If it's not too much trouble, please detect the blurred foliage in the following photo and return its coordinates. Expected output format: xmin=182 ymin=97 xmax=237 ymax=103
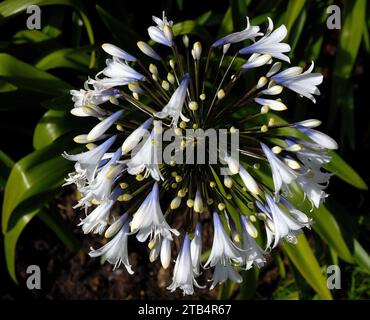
xmin=0 ymin=0 xmax=369 ymax=299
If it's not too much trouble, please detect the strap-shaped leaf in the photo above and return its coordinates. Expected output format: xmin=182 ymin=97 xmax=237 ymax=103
xmin=281 ymin=234 xmax=333 ymax=300
xmin=33 ymin=110 xmax=88 ymax=149
xmin=0 ymin=53 xmax=71 ymax=95
xmin=2 ymin=134 xmax=76 ymax=233
xmin=4 ymin=210 xmax=39 ymax=283
xmin=323 ymin=151 xmax=368 ymax=190
xmin=0 ymin=150 xmax=14 ymax=187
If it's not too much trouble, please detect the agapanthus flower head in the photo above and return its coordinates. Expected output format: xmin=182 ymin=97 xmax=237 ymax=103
xmin=63 ymin=12 xmax=336 ymax=295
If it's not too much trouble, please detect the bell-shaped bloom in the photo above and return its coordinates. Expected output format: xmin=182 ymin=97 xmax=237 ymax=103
xmin=240 ymin=215 xmax=266 ymax=269
xmin=87 ymin=110 xmax=123 ymax=141
xmin=190 ymin=223 xmax=202 ymax=275
xmin=137 ymin=41 xmax=161 ymax=61
xmin=241 ymin=54 xmax=272 ymax=70
xmin=225 ymin=155 xmax=240 ymax=175
xmin=70 ymin=86 xmax=119 ymax=111
xmin=63 ymin=136 xmax=116 ymax=183
xmin=126 ymin=128 xmax=163 ymax=181
xmin=265 ymin=194 xmax=311 ymax=248
xmin=239 ymin=166 xmax=260 ymax=195
xmin=204 ymin=213 xmax=244 ymax=268
xmin=239 ymin=18 xmax=291 ymax=63
xmin=148 ymin=12 xmax=173 ymax=47
xmin=254 ymin=97 xmax=287 ymax=111
xmin=212 ymin=17 xmax=262 ymax=47
xmin=102 ymin=43 xmax=136 ymax=62
xmin=97 ymin=57 xmax=145 ymax=89
xmin=130 ymin=183 xmax=179 ymax=242
xmin=261 ymin=143 xmax=297 ymax=198
xmin=286 ymin=138 xmax=332 ymax=208
xmin=89 ymin=213 xmax=134 ymax=274
xmin=78 ymin=186 xmax=121 ymax=235
xmin=154 ymin=73 xmax=190 ymax=126
xmin=296 ymin=125 xmax=338 ymax=150
xmin=209 ymin=261 xmax=242 ymax=290
xmin=167 ymin=234 xmax=203 ymax=295
xmin=79 ymin=148 xmax=124 ymax=203
xmin=193 ymin=188 xmax=204 ymax=213
xmin=122 ymin=118 xmax=152 ymax=154
xmin=160 ymin=237 xmax=172 ymax=269
xmin=272 ymin=62 xmax=323 ymax=103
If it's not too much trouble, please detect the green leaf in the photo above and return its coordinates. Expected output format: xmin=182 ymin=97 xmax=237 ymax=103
xmin=4 ymin=209 xmax=40 ymax=283
xmin=0 ymin=53 xmax=71 ymax=95
xmin=0 ymin=0 xmax=95 ymax=66
xmin=323 ymin=151 xmax=368 ymax=190
xmin=0 ymin=80 xmax=17 ymax=93
xmin=217 ymin=8 xmax=233 ymax=37
xmin=283 ymin=0 xmax=306 ymax=35
xmin=281 ymin=234 xmax=333 ymax=300
xmin=0 ymin=149 xmax=14 ymax=187
xmin=173 ymin=20 xmax=212 ymax=44
xmin=33 ymin=109 xmax=86 ymax=149
xmin=329 ymin=0 xmax=366 ymax=144
xmin=2 ymin=134 xmax=76 ymax=233
xmin=35 ymin=47 xmax=92 ymax=72
xmin=353 ymin=240 xmax=370 ymax=273
xmin=238 ymin=268 xmax=259 ymax=299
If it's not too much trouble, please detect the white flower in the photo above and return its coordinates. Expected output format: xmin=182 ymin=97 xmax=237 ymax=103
xmin=204 ymin=212 xmax=244 ymax=268
xmin=63 ymin=136 xmax=116 ymax=182
xmin=240 ymin=215 xmax=266 ymax=269
xmin=154 ymin=73 xmax=190 ymax=126
xmin=126 ymin=128 xmax=163 ymax=181
xmin=79 ymin=148 xmax=124 ymax=203
xmin=239 ymin=166 xmax=260 ymax=195
xmin=212 ymin=17 xmax=262 ymax=47
xmin=89 ymin=213 xmax=134 ymax=274
xmin=130 ymin=183 xmax=179 ymax=242
xmin=87 ymin=110 xmax=123 ymax=141
xmin=265 ymin=194 xmax=311 ymax=248
xmin=160 ymin=237 xmax=172 ymax=269
xmin=167 ymin=234 xmax=202 ymax=295
xmin=272 ymin=62 xmax=323 ymax=103
xmin=225 ymin=155 xmax=240 ymax=174
xmin=296 ymin=126 xmax=338 ymax=150
xmin=286 ymin=138 xmax=332 ymax=208
xmin=190 ymin=223 xmax=202 ymax=275
xmin=241 ymin=54 xmax=272 ymax=70
xmin=102 ymin=43 xmax=136 ymax=62
xmin=96 ymin=57 xmax=145 ymax=89
xmin=209 ymin=261 xmax=242 ymax=290
xmin=193 ymin=188 xmax=204 ymax=213
xmin=70 ymin=86 xmax=119 ymax=110
xmin=261 ymin=143 xmax=297 ymax=198
xmin=148 ymin=12 xmax=173 ymax=47
xmin=137 ymin=41 xmax=161 ymax=61
xmin=254 ymin=97 xmax=287 ymax=111
xmin=122 ymin=118 xmax=152 ymax=154
xmin=239 ymin=18 xmax=291 ymax=63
